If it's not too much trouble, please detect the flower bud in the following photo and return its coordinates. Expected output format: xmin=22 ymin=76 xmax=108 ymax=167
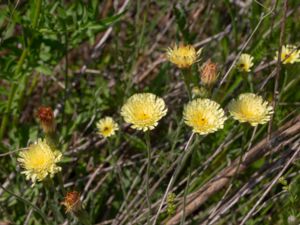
xmin=37 ymin=106 xmax=55 ymax=134
xmin=200 ymin=59 xmax=218 ymax=86
xmin=192 ymin=86 xmax=208 ymax=98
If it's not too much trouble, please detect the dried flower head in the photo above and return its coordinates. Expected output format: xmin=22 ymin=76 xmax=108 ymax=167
xmin=96 ymin=117 xmax=119 ymax=138
xmin=200 ymin=59 xmax=218 ymax=85
xmin=228 ymin=93 xmax=273 ymax=126
xmin=18 ymin=139 xmax=62 ymax=184
xmin=62 ymin=191 xmax=82 ymax=213
xmin=275 ymin=45 xmax=300 ymax=64
xmin=183 ymin=98 xmax=226 ymax=135
xmin=167 ymin=44 xmax=201 ymax=68
xmin=237 ymin=54 xmax=254 ymax=72
xmin=37 ymin=106 xmax=55 ymax=133
xmin=121 ymin=93 xmax=167 ymax=131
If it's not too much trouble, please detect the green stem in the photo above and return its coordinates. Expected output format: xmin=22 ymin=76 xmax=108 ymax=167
xmin=145 ymin=131 xmax=152 ymax=225
xmin=32 ymin=0 xmax=42 ymax=28
xmin=181 ymin=69 xmax=193 ymax=100
xmin=44 ymin=178 xmax=65 ymax=223
xmin=247 ymin=73 xmax=254 ymax=92
xmin=279 ymin=67 xmax=287 ymax=100
xmin=0 ymin=0 xmax=42 ymax=142
xmin=0 ymin=184 xmax=50 ymax=224
xmin=57 ymin=172 xmax=66 ymax=196
xmin=75 ymin=209 xmax=92 ymax=225
xmin=0 ymin=48 xmax=28 ymax=141
xmin=180 ymin=159 xmax=192 ymax=225
xmin=153 ymin=133 xmax=195 ymax=225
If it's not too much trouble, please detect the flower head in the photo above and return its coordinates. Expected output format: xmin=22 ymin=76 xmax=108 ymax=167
xmin=167 ymin=44 xmax=201 ymax=68
xmin=62 ymin=191 xmax=82 ymax=213
xmin=183 ymin=98 xmax=226 ymax=135
xmin=37 ymin=106 xmax=55 ymax=133
xmin=237 ymin=54 xmax=254 ymax=72
xmin=200 ymin=59 xmax=218 ymax=86
xmin=96 ymin=117 xmax=119 ymax=138
xmin=228 ymin=93 xmax=273 ymax=126
xmin=275 ymin=45 xmax=300 ymax=64
xmin=121 ymin=93 xmax=167 ymax=131
xmin=18 ymin=139 xmax=62 ymax=184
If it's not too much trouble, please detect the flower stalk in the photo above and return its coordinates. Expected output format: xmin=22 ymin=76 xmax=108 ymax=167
xmin=145 ymin=131 xmax=152 ymax=224
xmin=0 ymin=0 xmax=42 ymax=142
xmin=181 ymin=69 xmax=193 ymax=100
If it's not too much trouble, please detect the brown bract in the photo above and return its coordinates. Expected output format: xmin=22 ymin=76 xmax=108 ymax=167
xmin=200 ymin=59 xmax=218 ymax=86
xmin=37 ymin=106 xmax=55 ymax=133
xmin=62 ymin=191 xmax=82 ymax=213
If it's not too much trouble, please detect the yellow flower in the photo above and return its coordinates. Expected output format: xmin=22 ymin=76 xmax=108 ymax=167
xmin=96 ymin=117 xmax=119 ymax=138
xmin=183 ymin=98 xmax=226 ymax=135
xmin=167 ymin=44 xmax=201 ymax=68
xmin=275 ymin=45 xmax=300 ymax=64
xmin=228 ymin=93 xmax=273 ymax=126
xmin=237 ymin=53 xmax=254 ymax=72
xmin=18 ymin=139 xmax=62 ymax=184
xmin=121 ymin=93 xmax=167 ymax=131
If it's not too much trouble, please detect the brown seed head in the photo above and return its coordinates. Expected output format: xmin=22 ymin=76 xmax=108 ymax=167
xmin=62 ymin=191 xmax=82 ymax=213
xmin=37 ymin=106 xmax=55 ymax=133
xmin=200 ymin=59 xmax=218 ymax=86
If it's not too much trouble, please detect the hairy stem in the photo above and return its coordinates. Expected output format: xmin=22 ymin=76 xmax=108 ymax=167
xmin=145 ymin=131 xmax=152 ymax=224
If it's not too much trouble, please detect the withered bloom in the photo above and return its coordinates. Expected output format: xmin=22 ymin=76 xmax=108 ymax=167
xmin=200 ymin=59 xmax=218 ymax=86
xmin=37 ymin=106 xmax=55 ymax=134
xmin=62 ymin=191 xmax=82 ymax=213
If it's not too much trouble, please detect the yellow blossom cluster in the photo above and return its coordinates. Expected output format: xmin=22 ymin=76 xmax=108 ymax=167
xmin=17 ymin=41 xmax=282 ymax=187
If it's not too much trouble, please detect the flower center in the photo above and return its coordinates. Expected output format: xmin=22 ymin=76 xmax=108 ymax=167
xmin=135 ymin=110 xmax=151 ymax=121
xmin=103 ymin=126 xmax=111 ymax=134
xmin=31 ymin=154 xmax=48 ymax=168
xmin=195 ymin=115 xmax=208 ymax=127
xmin=241 ymin=104 xmax=258 ymax=119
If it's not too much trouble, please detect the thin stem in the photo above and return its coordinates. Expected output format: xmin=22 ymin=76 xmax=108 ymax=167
xmin=0 ymin=50 xmax=27 ymax=141
xmin=57 ymin=172 xmax=66 ymax=196
xmin=61 ymin=23 xmax=69 ymax=126
xmin=181 ymin=69 xmax=193 ymax=100
xmin=0 ymin=0 xmax=42 ymax=142
xmin=32 ymin=0 xmax=42 ymax=28
xmin=0 ymin=184 xmax=50 ymax=224
xmin=153 ymin=133 xmax=195 ymax=225
xmin=206 ymin=126 xmax=257 ymax=223
xmin=145 ymin=131 xmax=152 ymax=224
xmin=44 ymin=178 xmax=65 ymax=223
xmin=240 ymin=144 xmax=300 ymax=225
xmin=76 ymin=211 xmax=92 ymax=225
xmin=180 ymin=161 xmax=192 ymax=225
xmin=247 ymin=73 xmax=254 ymax=92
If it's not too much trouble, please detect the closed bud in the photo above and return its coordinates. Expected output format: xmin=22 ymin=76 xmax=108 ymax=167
xmin=200 ymin=59 xmax=218 ymax=86
xmin=37 ymin=106 xmax=55 ymax=134
xmin=192 ymin=86 xmax=208 ymax=98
